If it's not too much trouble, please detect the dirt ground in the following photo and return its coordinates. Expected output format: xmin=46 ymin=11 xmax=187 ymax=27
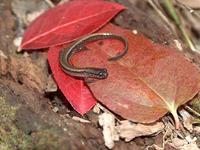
xmin=0 ymin=0 xmax=200 ymax=149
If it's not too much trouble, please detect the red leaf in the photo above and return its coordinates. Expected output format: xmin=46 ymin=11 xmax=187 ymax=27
xmin=47 ymin=45 xmax=96 ymax=115
xmin=21 ymin=0 xmax=125 ymax=49
xmin=71 ymin=23 xmax=200 ymax=128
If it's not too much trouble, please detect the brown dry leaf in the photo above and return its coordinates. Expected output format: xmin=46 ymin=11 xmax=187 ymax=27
xmin=98 ymin=113 xmax=164 ymax=148
xmin=170 ymin=137 xmax=198 ymax=150
xmin=117 ymin=121 xmax=164 ymax=142
xmin=179 ymin=109 xmax=194 ymax=132
xmin=10 ymin=56 xmax=47 ymax=92
xmin=194 ymin=126 xmax=200 ymax=134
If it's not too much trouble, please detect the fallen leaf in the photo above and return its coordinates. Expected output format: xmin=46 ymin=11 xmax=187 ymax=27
xmin=72 ymin=23 xmax=200 ymax=128
xmin=10 ymin=56 xmax=47 ymax=92
xmin=179 ymin=109 xmax=194 ymax=132
xmin=98 ymin=113 xmax=164 ymax=148
xmin=117 ymin=121 xmax=164 ymax=142
xmin=21 ymin=0 xmax=125 ymax=49
xmin=48 ymin=45 xmax=96 ymax=115
xmin=170 ymin=137 xmax=198 ymax=150
xmin=194 ymin=126 xmax=200 ymax=134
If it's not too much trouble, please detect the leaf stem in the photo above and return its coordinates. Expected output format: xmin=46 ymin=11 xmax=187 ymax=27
xmin=167 ymin=102 xmax=180 ymax=129
xmin=170 ymin=108 xmax=180 ymax=129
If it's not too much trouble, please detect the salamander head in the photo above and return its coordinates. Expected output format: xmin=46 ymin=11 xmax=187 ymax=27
xmin=86 ymin=68 xmax=108 ymax=79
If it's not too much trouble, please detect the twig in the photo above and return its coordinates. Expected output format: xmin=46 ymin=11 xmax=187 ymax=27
xmin=175 ymin=0 xmax=200 ymax=19
xmin=147 ymin=0 xmax=175 ymax=33
xmin=185 ymin=105 xmax=200 ymax=118
xmin=162 ymin=0 xmax=198 ymax=52
xmin=44 ymin=0 xmax=55 ymax=8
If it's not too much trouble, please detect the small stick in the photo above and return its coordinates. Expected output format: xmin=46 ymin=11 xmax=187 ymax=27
xmin=175 ymin=0 xmax=200 ymax=19
xmin=162 ymin=0 xmax=198 ymax=52
xmin=44 ymin=0 xmax=55 ymax=8
xmin=147 ymin=0 xmax=175 ymax=33
xmin=184 ymin=105 xmax=200 ymax=118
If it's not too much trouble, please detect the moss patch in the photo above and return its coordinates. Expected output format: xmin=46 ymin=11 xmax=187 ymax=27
xmin=0 ymin=96 xmax=81 ymax=150
xmin=0 ymin=96 xmax=33 ymax=150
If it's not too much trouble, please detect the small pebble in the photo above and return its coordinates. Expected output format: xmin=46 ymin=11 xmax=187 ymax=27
xmin=52 ymin=107 xmax=59 ymax=113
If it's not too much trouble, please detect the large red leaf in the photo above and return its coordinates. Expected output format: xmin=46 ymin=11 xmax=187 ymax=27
xmin=71 ymin=24 xmax=200 ymax=128
xmin=21 ymin=0 xmax=125 ymax=49
xmin=48 ymin=45 xmax=96 ymax=115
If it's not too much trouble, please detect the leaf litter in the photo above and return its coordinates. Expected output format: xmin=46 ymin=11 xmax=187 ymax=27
xmin=13 ymin=0 xmax=200 ymax=149
xmin=98 ymin=112 xmax=164 ymax=149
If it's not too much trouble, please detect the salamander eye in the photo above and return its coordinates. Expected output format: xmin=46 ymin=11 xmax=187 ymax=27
xmin=97 ymin=69 xmax=108 ymax=79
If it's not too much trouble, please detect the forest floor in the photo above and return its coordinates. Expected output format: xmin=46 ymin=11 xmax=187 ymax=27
xmin=0 ymin=0 xmax=200 ymax=150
